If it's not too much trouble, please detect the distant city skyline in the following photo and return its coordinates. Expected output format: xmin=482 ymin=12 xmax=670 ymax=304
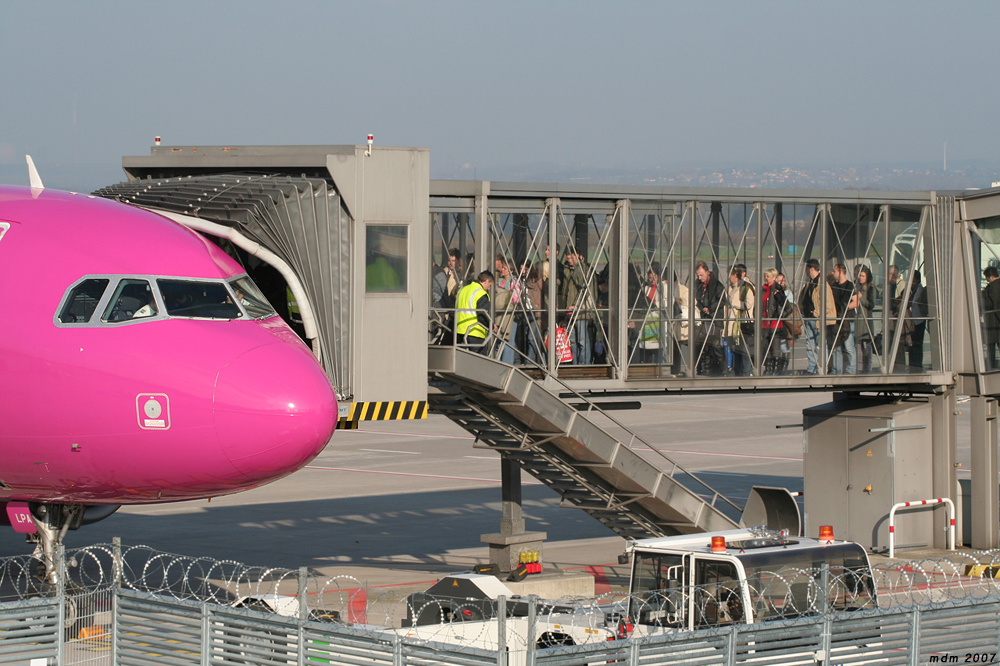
xmin=3 ymin=2 xmax=999 ymax=193
xmin=3 ymin=154 xmax=998 ymax=196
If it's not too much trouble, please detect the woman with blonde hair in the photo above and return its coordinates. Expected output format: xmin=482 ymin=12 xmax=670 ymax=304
xmin=761 ymin=267 xmax=789 ymax=374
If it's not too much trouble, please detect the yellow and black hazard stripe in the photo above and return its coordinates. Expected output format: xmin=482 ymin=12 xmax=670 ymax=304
xmin=336 ymin=401 xmax=428 ymax=429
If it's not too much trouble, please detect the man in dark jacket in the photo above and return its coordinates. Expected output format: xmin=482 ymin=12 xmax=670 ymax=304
xmin=984 ymin=267 xmax=1000 ymax=369
xmin=695 ymin=260 xmax=726 ymax=375
xmin=798 ymin=258 xmax=836 ymax=375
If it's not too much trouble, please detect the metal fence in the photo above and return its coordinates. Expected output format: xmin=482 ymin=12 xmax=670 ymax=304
xmin=4 ymin=587 xmax=999 ymax=666
xmin=4 ymin=542 xmax=1000 ymax=664
xmin=533 ymin=598 xmax=1000 ymax=666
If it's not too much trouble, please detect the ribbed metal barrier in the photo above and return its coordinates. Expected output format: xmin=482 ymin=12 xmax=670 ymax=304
xmin=115 ymin=589 xmax=499 ymax=666
xmin=534 ymin=598 xmax=1000 ymax=666
xmin=0 ymin=597 xmax=59 ymax=665
xmin=115 ymin=592 xmax=204 ymax=665
xmin=0 ymin=576 xmax=998 ymax=665
xmin=109 ymin=589 xmax=1000 ymax=666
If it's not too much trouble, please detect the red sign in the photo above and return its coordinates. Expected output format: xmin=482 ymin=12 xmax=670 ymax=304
xmin=6 ymin=502 xmax=36 ymax=534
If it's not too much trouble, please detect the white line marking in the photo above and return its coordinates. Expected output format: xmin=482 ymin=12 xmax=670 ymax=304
xmin=359 ymin=449 xmax=421 ymax=455
xmin=656 ymin=448 xmax=801 ymax=461
xmin=464 ymin=456 xmax=497 ymax=460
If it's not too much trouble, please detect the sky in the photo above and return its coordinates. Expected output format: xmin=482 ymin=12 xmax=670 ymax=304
xmin=2 ymin=1 xmax=999 ymax=191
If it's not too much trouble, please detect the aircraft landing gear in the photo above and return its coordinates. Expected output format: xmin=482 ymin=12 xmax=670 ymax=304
xmin=27 ymin=503 xmax=83 ymax=585
xmin=26 ymin=503 xmax=89 ymax=639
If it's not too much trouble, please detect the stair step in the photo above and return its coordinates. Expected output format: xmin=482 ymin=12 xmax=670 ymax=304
xmin=431 ymin=358 xmax=740 ymax=541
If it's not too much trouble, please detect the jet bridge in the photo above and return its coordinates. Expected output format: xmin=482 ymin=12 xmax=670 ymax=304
xmin=96 ymin=145 xmax=430 ymax=427
xmin=95 ymin=145 xmax=1000 ymax=560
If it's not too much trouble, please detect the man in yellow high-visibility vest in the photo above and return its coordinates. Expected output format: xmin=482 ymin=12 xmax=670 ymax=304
xmin=286 ymin=287 xmax=302 ymax=324
xmin=455 ymin=270 xmax=495 ymax=354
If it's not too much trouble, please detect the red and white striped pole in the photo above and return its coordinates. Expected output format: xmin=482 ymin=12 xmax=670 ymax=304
xmin=888 ymin=497 xmax=955 ymax=559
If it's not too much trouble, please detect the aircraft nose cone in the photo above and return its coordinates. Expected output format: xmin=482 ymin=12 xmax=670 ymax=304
xmin=214 ymin=343 xmax=337 ymax=479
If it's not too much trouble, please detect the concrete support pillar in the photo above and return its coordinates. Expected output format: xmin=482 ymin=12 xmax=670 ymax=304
xmin=930 ymin=389 xmax=958 ymax=548
xmin=499 ymin=456 xmax=525 ymax=536
xmin=970 ymin=396 xmax=999 ymax=549
xmin=481 ymin=456 xmax=546 ymax=572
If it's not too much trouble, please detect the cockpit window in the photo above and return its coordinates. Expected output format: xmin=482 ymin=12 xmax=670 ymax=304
xmin=158 ymin=279 xmax=241 ymax=319
xmin=58 ymin=279 xmax=110 ymax=323
xmin=103 ymin=279 xmax=157 ymax=322
xmin=230 ymin=276 xmax=277 ymax=319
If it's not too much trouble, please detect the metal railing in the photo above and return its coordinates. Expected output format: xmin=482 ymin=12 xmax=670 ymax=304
xmin=427 ymin=336 xmax=744 ymax=522
xmin=888 ymin=498 xmax=957 ymax=559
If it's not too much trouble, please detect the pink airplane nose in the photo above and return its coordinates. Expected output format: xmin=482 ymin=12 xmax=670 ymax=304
xmin=214 ymin=343 xmax=337 ymax=479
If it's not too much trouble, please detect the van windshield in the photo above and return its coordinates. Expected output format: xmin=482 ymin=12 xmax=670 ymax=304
xmin=629 ymin=552 xmax=687 ymax=628
xmin=158 ymin=280 xmax=242 ymax=319
xmin=736 ymin=543 xmax=876 ymax=619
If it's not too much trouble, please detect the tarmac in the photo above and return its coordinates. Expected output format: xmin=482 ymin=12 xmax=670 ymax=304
xmin=0 ymin=391 xmax=975 ymax=593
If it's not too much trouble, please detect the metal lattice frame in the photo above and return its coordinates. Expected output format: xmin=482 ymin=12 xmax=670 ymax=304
xmin=431 ymin=184 xmax=951 ymax=390
xmin=95 ymin=175 xmax=353 ymax=398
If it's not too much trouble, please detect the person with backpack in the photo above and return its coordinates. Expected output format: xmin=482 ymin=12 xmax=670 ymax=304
xmin=776 ymin=272 xmax=801 ymax=373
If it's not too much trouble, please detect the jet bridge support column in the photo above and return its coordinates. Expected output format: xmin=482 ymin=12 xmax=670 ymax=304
xmin=481 ymin=456 xmax=547 ymax=573
xmin=931 ymin=388 xmax=958 ymax=549
xmin=970 ymin=396 xmax=999 ymax=549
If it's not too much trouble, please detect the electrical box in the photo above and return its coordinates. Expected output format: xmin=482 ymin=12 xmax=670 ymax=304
xmin=803 ymin=398 xmax=935 ymax=554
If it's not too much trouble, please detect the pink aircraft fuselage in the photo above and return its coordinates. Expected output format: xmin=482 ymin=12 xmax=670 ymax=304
xmin=0 ymin=186 xmax=337 ymax=505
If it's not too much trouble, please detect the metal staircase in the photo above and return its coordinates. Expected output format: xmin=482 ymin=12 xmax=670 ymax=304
xmin=428 ymin=348 xmax=741 ymax=539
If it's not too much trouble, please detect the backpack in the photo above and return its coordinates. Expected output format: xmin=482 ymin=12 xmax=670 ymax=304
xmin=785 ymin=303 xmax=804 ymax=338
xmin=738 ymin=283 xmax=755 ymax=337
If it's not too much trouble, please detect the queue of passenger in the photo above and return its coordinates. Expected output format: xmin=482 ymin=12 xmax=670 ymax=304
xmin=431 ymin=247 xmax=932 ymax=375
xmin=639 ymin=259 xmax=929 ymax=376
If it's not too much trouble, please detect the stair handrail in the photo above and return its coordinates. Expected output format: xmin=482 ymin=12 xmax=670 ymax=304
xmin=534 ymin=359 xmax=743 ymax=517
xmin=441 ymin=347 xmax=743 ymax=518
